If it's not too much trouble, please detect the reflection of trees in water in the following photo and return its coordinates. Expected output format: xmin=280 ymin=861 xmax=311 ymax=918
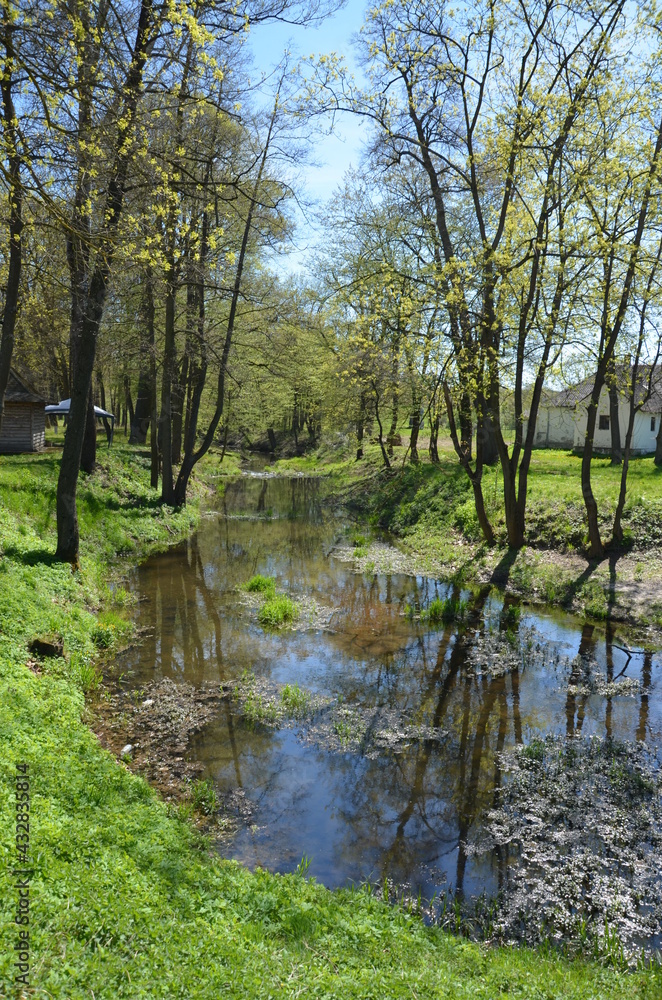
xmin=565 ymin=622 xmax=595 ymax=737
xmin=325 ymin=589 xmax=530 ymax=897
xmin=135 ymin=534 xmax=223 ymax=683
xmin=637 ymin=650 xmax=653 ymax=742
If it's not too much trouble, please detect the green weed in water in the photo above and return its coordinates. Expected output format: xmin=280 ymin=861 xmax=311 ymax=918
xmin=423 ymin=596 xmax=467 ymax=625
xmin=281 ymin=682 xmax=311 ymax=717
xmin=245 ymin=574 xmax=276 ymax=596
xmin=190 ymin=778 xmax=218 ymax=816
xmin=243 ymin=691 xmax=280 ymax=724
xmin=70 ymin=652 xmax=102 ymax=694
xmin=258 ymin=594 xmax=298 ymax=627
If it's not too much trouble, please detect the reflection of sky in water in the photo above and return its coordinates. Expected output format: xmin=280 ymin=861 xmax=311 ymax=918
xmin=118 ymin=474 xmax=662 ymax=913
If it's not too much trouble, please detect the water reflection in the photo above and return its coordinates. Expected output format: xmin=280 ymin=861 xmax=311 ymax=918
xmin=119 ymin=474 xmax=661 ymax=920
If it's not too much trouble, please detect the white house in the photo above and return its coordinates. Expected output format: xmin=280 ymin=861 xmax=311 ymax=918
xmin=527 ymin=366 xmax=662 ymax=454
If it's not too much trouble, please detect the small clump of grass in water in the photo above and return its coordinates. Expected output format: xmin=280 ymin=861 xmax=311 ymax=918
xmin=422 ymin=596 xmax=467 ymax=625
xmin=190 ymin=778 xmax=218 ymax=816
xmin=245 ymin=574 xmax=276 ymax=596
xmin=258 ymin=594 xmax=298 ymax=628
xmin=281 ymin=682 xmax=311 ymax=717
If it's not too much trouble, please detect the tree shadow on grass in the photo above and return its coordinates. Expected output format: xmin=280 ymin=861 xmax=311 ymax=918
xmin=488 ymin=546 xmax=519 ymax=587
xmin=3 ymin=544 xmax=62 ymax=567
xmin=488 ymin=543 xmax=605 ymax=614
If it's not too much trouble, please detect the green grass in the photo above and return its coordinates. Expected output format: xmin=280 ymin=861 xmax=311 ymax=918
xmin=423 ymin=595 xmax=468 ymax=625
xmin=258 ymin=593 xmax=298 ymax=627
xmin=1 ymin=444 xmax=661 ymax=997
xmin=190 ymin=777 xmax=219 ymax=816
xmin=280 ymin=682 xmax=311 ymax=717
xmin=245 ymin=573 xmax=277 ymax=596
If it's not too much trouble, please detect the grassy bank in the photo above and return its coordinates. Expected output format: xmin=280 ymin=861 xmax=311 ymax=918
xmin=271 ymin=437 xmax=662 ymax=631
xmin=1 ymin=444 xmax=661 ymax=998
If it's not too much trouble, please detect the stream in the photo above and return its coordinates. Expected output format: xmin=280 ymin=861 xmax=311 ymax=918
xmin=117 ymin=469 xmax=662 ymax=957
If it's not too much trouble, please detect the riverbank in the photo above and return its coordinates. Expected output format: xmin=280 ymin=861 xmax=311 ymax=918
xmin=1 ymin=444 xmax=661 ymax=997
xmin=269 ymin=439 xmax=662 ymax=636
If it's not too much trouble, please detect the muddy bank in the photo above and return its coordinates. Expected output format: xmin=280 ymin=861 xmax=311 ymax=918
xmin=94 ymin=677 xmax=225 ymax=802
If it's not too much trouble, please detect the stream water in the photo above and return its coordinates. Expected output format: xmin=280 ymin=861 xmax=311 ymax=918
xmin=118 ymin=470 xmax=662 ymax=954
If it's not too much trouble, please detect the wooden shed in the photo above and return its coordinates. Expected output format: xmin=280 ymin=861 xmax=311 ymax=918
xmin=0 ymin=368 xmax=46 ymax=453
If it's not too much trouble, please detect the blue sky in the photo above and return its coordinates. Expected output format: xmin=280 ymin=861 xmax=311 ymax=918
xmin=247 ymin=0 xmax=370 ymax=268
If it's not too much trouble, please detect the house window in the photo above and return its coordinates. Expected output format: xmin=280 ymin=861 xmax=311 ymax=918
xmin=599 ymin=414 xmax=610 ymax=430
xmin=652 ymin=416 xmax=656 ymax=432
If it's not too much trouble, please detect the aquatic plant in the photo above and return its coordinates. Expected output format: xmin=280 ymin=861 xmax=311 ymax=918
xmin=258 ymin=594 xmax=298 ymax=627
xmin=191 ymin=778 xmax=218 ymax=816
xmin=243 ymin=690 xmax=280 ymax=724
xmin=244 ymin=574 xmax=277 ymax=596
xmin=423 ymin=595 xmax=467 ymax=625
xmin=281 ymin=683 xmax=311 ymax=717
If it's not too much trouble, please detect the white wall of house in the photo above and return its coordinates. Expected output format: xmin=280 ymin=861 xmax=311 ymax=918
xmin=536 ymin=388 xmax=662 ymax=455
xmin=532 ymin=407 xmax=575 ymax=448
xmin=531 ymin=384 xmax=661 ymax=453
xmin=632 ymin=410 xmax=659 ymax=453
xmin=572 ymin=389 xmax=659 ymax=453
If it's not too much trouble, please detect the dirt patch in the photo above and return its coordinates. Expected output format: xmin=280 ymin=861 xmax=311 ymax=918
xmin=94 ymin=677 xmax=226 ymax=802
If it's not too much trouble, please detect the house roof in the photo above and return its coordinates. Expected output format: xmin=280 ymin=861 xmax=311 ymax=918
xmin=545 ymin=364 xmax=662 ymax=414
xmin=4 ymin=368 xmax=46 ymax=404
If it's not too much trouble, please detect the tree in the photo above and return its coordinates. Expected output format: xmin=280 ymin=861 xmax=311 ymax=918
xmin=315 ymin=0 xmax=633 ymax=548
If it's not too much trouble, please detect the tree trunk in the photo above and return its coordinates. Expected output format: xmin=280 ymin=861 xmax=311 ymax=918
xmin=160 ymin=266 xmax=177 ymax=504
xmin=171 ymin=361 xmax=185 ymax=464
xmin=429 ymin=411 xmax=440 ymax=463
xmin=609 ymin=380 xmax=622 ymax=465
xmin=356 ymin=390 xmax=366 ymax=460
xmin=409 ymin=405 xmax=420 ymax=463
xmin=56 ymin=0 xmax=157 ymax=561
xmin=57 ymin=274 xmax=107 ymax=561
xmin=581 ymin=394 xmax=604 ymax=559
xmin=387 ymin=352 xmax=399 ymax=455
xmin=655 ymin=418 xmax=662 ymax=466
xmin=612 ymin=404 xmax=636 ymax=544
xmin=80 ymin=395 xmax=97 ymax=472
xmin=443 ymin=381 xmax=494 ymax=545
xmin=130 ymin=276 xmax=155 ymax=445
xmin=0 ymin=9 xmax=22 ymax=436
xmin=459 ymin=392 xmax=472 ymax=461
xmin=374 ymin=389 xmax=391 ymax=469
xmin=479 ymin=411 xmax=499 ymax=466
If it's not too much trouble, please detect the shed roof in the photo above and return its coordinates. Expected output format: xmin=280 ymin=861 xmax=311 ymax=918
xmin=4 ymin=368 xmax=46 ymax=404
xmin=545 ymin=364 xmax=662 ymax=414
